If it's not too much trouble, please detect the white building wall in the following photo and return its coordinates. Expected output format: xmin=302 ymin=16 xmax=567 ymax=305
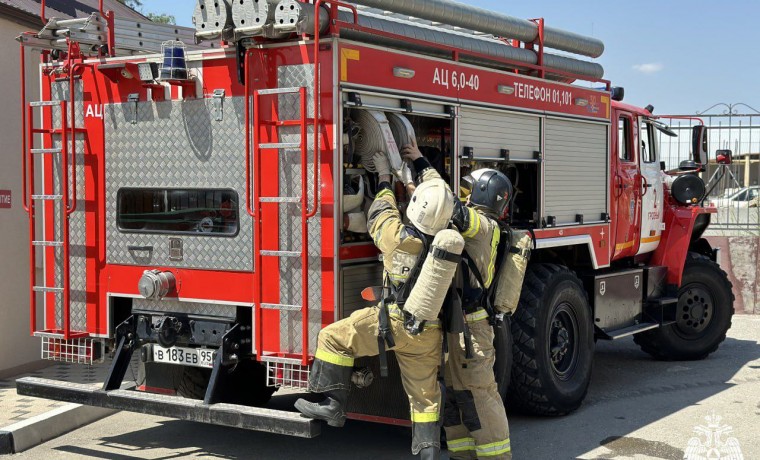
xmin=0 ymin=16 xmax=42 ymax=372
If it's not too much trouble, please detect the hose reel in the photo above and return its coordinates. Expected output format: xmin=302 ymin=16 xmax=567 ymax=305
xmin=351 ymin=110 xmax=414 ymax=179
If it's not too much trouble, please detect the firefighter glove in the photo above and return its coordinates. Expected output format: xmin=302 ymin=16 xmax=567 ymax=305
xmin=399 ymin=163 xmax=414 ymax=187
xmin=371 ymin=152 xmax=392 ymax=178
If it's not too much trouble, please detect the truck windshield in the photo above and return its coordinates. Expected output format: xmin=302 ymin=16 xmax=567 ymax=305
xmin=117 ymin=188 xmax=239 ymax=237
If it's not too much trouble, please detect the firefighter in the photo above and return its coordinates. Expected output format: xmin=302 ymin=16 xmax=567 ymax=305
xmin=445 ymin=169 xmax=514 ymax=460
xmin=295 ymin=141 xmax=456 ymax=459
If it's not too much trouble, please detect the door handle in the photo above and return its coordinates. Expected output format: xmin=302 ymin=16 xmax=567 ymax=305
xmin=640 ymin=176 xmax=650 ymax=196
xmin=128 ymin=245 xmax=154 ymax=252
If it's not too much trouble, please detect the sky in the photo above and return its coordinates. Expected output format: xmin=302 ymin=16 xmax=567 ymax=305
xmin=140 ymin=0 xmax=760 ymax=116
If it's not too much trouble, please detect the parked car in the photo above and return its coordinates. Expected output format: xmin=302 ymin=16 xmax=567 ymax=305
xmin=710 ymin=186 xmax=760 ymax=208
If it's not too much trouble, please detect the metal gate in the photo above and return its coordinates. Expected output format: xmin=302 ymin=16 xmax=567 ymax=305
xmin=658 ymin=104 xmax=760 ymax=232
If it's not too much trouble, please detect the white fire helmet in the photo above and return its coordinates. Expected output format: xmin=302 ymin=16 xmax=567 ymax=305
xmin=406 ymin=178 xmax=455 ymax=236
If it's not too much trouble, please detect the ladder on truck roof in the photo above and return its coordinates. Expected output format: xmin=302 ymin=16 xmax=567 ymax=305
xmin=17 ymin=0 xmax=212 ymax=57
xmin=248 ymin=84 xmax=318 ymax=369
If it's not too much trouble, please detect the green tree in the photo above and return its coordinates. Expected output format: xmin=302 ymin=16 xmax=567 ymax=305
xmin=116 ymin=0 xmax=174 ymax=25
xmin=146 ymin=13 xmax=176 ymax=24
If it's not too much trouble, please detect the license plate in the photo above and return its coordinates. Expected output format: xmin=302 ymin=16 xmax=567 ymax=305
xmin=152 ymin=345 xmax=215 ymax=369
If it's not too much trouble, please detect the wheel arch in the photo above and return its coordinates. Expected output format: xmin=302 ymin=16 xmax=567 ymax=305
xmin=650 ymin=207 xmax=716 ymax=286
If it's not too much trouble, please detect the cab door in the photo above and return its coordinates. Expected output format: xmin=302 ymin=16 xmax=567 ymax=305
xmin=637 ymin=119 xmax=665 ymax=255
xmin=613 ymin=112 xmax=642 ymax=259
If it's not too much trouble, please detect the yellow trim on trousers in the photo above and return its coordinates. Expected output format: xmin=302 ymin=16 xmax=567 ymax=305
xmin=314 ymin=348 xmax=354 ymax=367
xmin=464 ymin=308 xmax=490 ymax=323
xmin=476 ymin=439 xmax=512 ymax=457
xmin=448 ymin=437 xmax=476 ymax=453
xmin=411 ymin=411 xmax=440 ymax=423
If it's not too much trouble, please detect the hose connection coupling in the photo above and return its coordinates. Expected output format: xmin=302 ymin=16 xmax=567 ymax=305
xmin=351 ymin=367 xmax=375 ymax=389
xmin=138 ymin=270 xmax=176 ymax=301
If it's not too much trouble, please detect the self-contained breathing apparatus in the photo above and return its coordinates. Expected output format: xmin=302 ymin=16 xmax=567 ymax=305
xmin=376 ymin=227 xmax=466 ymax=377
xmin=376 ymin=231 xmax=429 ymax=378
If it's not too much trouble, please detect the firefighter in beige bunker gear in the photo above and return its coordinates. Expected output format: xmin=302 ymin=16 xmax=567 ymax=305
xmin=295 ymin=142 xmax=456 ymax=459
xmin=445 ymin=169 xmax=514 ymax=459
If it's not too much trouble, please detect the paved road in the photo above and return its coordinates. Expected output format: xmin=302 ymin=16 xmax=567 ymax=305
xmin=7 ymin=315 xmax=760 ymax=460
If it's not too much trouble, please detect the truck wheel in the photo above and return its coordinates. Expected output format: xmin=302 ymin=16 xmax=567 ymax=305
xmin=493 ymin=317 xmax=513 ymax=404
xmin=633 ymin=253 xmax=734 ymax=360
xmin=224 ymin=359 xmax=277 ymax=406
xmin=177 ymin=360 xmax=276 ymax=406
xmin=508 ymin=264 xmax=594 ymax=415
xmin=177 ymin=367 xmax=209 ymax=400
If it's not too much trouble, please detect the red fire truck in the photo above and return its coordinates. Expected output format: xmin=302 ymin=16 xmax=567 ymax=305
xmin=16 ymin=0 xmax=733 ymax=437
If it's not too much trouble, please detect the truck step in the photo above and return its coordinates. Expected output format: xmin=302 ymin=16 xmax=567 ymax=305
xmin=260 ymin=250 xmax=301 ymax=258
xmin=646 ymin=296 xmax=679 ymax=307
xmin=32 ymin=194 xmax=63 ymax=200
xmin=598 ymin=322 xmax=659 ymax=340
xmin=29 ymin=101 xmax=61 ymax=107
xmin=261 ymin=303 xmax=302 ymax=311
xmin=31 ymin=148 xmax=62 ymax=155
xmin=257 ymin=87 xmax=303 ymax=96
xmin=260 ymin=197 xmax=301 ymax=203
xmin=16 ymin=377 xmax=321 ymax=438
xmin=32 ymin=241 xmax=64 ymax=247
xmin=33 ymin=286 xmax=64 ymax=293
xmin=259 ymin=142 xmax=302 ymax=149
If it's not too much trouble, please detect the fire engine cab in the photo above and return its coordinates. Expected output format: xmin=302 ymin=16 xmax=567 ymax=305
xmin=16 ymin=0 xmax=733 ymax=436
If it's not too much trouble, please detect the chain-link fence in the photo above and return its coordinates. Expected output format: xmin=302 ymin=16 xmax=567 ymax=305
xmin=658 ymin=104 xmax=760 ymax=234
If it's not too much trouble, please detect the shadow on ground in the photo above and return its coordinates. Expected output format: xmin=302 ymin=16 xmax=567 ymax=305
xmin=48 ymin=325 xmax=760 ymax=460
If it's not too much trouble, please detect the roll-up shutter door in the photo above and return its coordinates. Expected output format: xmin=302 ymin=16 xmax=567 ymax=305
xmin=458 ymin=107 xmax=540 ymax=160
xmin=342 ymin=90 xmax=450 ymax=118
xmin=544 ymin=118 xmax=609 ymax=226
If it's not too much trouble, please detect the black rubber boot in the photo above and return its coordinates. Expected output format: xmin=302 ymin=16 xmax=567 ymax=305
xmin=294 ymin=389 xmax=349 ymax=427
xmin=418 ymin=446 xmax=441 ymax=460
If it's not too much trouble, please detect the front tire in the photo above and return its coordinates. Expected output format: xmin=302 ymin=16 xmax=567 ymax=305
xmin=508 ymin=264 xmax=594 ymax=416
xmin=634 ymin=253 xmax=734 ymax=360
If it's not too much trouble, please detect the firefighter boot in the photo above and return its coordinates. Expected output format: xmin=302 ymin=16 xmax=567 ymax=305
xmin=294 ymin=389 xmax=349 ymax=427
xmin=419 ymin=446 xmax=441 ymax=460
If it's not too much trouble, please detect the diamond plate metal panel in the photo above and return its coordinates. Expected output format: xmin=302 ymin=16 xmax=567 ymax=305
xmin=50 ymin=81 xmax=87 ymax=332
xmin=278 ymin=65 xmax=315 ymax=120
xmin=274 ymin=65 xmax=322 ymax=355
xmin=105 ymin=97 xmax=253 ymax=271
xmin=132 ymin=298 xmax=237 ymax=318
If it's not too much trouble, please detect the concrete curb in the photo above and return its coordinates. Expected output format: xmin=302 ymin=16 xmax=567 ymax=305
xmin=0 ymin=404 xmax=116 ymax=454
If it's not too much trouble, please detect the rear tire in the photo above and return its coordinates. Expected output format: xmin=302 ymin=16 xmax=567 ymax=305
xmin=176 ymin=359 xmax=277 ymax=406
xmin=508 ymin=264 xmax=594 ymax=415
xmin=634 ymin=253 xmax=734 ymax=360
xmin=177 ymin=367 xmax=209 ymax=400
xmin=224 ymin=359 xmax=277 ymax=406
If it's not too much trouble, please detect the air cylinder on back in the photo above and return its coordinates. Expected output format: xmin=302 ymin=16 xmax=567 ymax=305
xmin=404 ymin=229 xmax=466 ymax=322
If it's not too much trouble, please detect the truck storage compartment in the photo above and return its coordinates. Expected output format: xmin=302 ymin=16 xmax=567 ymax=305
xmin=543 ymin=118 xmax=609 ymax=226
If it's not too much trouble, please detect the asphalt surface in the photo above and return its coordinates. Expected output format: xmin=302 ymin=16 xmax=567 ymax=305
xmin=5 ymin=315 xmax=760 ymax=460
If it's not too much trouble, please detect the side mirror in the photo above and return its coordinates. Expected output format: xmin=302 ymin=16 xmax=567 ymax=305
xmin=691 ymin=125 xmax=709 ymax=166
xmin=716 ymin=149 xmax=733 ymax=165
